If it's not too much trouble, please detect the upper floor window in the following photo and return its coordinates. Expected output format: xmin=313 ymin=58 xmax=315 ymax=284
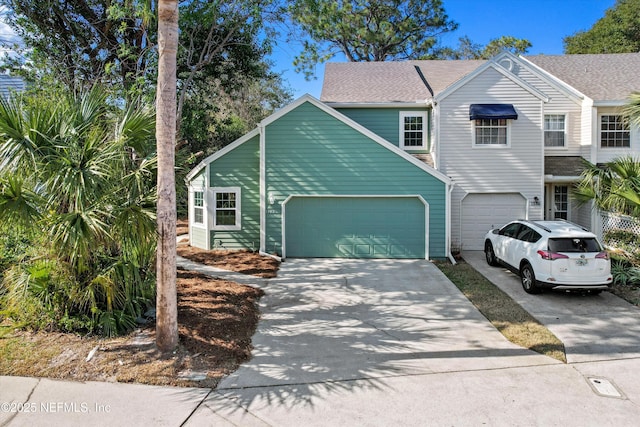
xmin=600 ymin=115 xmax=630 ymax=148
xmin=474 ymin=119 xmax=508 ymax=146
xmin=544 ymin=114 xmax=566 ymax=148
xmin=400 ymin=112 xmax=426 ymax=149
xmin=213 ymin=187 xmax=241 ymax=230
xmin=193 ymin=191 xmax=204 ymax=224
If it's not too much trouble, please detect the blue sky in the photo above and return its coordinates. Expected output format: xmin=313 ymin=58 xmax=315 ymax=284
xmin=271 ymin=0 xmax=618 ymax=99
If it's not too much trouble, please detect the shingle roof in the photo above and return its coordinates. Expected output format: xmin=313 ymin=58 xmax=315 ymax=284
xmin=545 ymin=156 xmax=585 ymax=177
xmin=321 ymin=53 xmax=640 ymax=104
xmin=412 ymin=60 xmax=486 ymax=98
xmin=321 ymin=62 xmax=430 ymax=103
xmin=526 ymin=53 xmax=640 ymax=102
xmin=321 ymin=60 xmax=485 ymax=103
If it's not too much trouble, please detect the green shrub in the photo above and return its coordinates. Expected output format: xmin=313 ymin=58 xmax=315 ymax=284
xmin=611 ymin=259 xmax=640 ymax=287
xmin=0 ymin=90 xmax=158 ymax=336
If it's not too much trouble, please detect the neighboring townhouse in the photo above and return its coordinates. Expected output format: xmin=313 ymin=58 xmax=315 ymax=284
xmin=322 ymin=52 xmax=640 ymax=251
xmin=186 ymin=51 xmax=640 ymax=259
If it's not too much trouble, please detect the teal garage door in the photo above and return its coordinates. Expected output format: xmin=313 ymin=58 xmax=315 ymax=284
xmin=284 ymin=196 xmax=427 ymax=259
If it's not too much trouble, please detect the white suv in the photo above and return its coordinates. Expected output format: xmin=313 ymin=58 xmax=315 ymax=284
xmin=484 ymin=220 xmax=612 ymax=294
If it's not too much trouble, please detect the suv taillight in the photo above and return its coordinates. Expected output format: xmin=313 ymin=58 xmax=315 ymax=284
xmin=537 ymin=250 xmax=569 ymax=261
xmin=595 ymin=251 xmax=609 ymax=260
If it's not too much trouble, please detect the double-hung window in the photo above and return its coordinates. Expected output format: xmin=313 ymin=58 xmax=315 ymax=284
xmin=193 ymin=191 xmax=204 ymax=225
xmin=213 ymin=187 xmax=241 ymax=230
xmin=474 ymin=119 xmax=508 ymax=146
xmin=544 ymin=114 xmax=566 ymax=148
xmin=469 ymin=104 xmax=516 ymax=147
xmin=600 ymin=115 xmax=630 ymax=148
xmin=400 ymin=112 xmax=427 ymax=149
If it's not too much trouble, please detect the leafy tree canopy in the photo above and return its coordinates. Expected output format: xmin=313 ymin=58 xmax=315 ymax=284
xmin=290 ymin=0 xmax=457 ymax=77
xmin=434 ymin=35 xmax=532 ymax=60
xmin=0 ymin=0 xmax=291 ymax=157
xmin=0 ymin=0 xmax=155 ymax=97
xmin=564 ymin=0 xmax=640 ymax=53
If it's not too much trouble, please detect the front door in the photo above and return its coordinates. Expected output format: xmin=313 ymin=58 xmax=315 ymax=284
xmin=545 ymin=185 xmax=569 ymax=220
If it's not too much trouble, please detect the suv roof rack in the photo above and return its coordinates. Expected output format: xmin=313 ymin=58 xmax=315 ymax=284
xmin=559 ymin=219 xmax=590 ymax=232
xmin=521 ymin=220 xmax=551 ymax=233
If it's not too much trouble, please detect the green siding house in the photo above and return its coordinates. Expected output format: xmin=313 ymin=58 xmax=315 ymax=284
xmin=186 ymin=95 xmax=452 ymax=260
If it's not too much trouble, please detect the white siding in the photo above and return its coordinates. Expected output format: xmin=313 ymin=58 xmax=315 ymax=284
xmin=574 ymin=200 xmax=593 ymax=231
xmin=511 ymin=64 xmax=585 ymax=158
xmin=438 ymin=67 xmax=544 ymax=249
xmin=595 ymin=106 xmax=640 ymax=164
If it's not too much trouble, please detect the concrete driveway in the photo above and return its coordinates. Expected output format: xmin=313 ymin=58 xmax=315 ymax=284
xmin=464 ymin=251 xmax=640 ymax=363
xmin=217 ymin=258 xmax=554 ymax=390
xmin=182 ymin=258 xmax=640 ymax=426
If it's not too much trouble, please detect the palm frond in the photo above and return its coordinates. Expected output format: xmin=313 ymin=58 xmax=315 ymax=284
xmin=0 ymin=175 xmax=42 ymax=228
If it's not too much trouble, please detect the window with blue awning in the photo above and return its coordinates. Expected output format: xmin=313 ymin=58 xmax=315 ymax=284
xmin=469 ymin=104 xmax=518 ymax=120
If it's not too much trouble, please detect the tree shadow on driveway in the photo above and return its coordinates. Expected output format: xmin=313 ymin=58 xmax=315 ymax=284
xmin=202 ymin=259 xmax=557 ymax=415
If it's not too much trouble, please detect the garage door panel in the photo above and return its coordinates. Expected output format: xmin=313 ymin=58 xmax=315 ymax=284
xmin=285 ymin=196 xmax=426 ymax=259
xmin=462 ymin=193 xmax=526 ymax=251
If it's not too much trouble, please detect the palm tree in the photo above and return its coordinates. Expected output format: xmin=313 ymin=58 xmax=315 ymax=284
xmin=573 ymin=156 xmax=640 ymax=216
xmin=0 ymin=89 xmax=157 ymax=336
xmin=155 ymin=0 xmax=179 ymax=352
xmin=624 ymin=92 xmax=640 ymax=128
xmin=574 ymin=93 xmax=640 ymax=217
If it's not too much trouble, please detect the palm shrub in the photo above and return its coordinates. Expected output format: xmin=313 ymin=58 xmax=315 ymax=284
xmin=0 ymin=89 xmax=157 ymax=336
xmin=573 ymin=156 xmax=640 ymax=217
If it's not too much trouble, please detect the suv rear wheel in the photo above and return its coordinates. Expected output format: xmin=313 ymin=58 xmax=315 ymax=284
xmin=520 ymin=262 xmax=541 ymax=294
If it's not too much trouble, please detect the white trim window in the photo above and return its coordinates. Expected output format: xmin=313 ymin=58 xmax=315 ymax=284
xmin=553 ymin=185 xmax=569 ymax=220
xmin=213 ymin=187 xmax=241 ymax=230
xmin=544 ymin=114 xmax=566 ymax=148
xmin=474 ymin=119 xmax=509 ymax=146
xmin=600 ymin=115 xmax=630 ymax=148
xmin=399 ymin=112 xmax=427 ymax=149
xmin=193 ymin=190 xmax=205 ymax=225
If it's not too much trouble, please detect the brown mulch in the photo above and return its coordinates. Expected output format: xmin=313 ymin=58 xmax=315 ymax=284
xmin=0 ymin=220 xmax=279 ymax=387
xmin=176 ymin=218 xmax=189 ymax=236
xmin=0 ymin=269 xmax=264 ymax=388
xmin=177 ymin=246 xmax=280 ymax=278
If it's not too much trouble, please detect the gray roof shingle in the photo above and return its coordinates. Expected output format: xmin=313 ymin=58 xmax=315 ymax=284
xmin=321 ymin=53 xmax=640 ymax=104
xmin=321 ymin=62 xmax=431 ymax=103
xmin=526 ymin=53 xmax=640 ymax=102
xmin=545 ymin=156 xmax=585 ymax=177
xmin=321 ymin=60 xmax=485 ymax=103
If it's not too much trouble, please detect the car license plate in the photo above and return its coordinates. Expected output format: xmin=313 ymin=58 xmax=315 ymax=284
xmin=576 ymin=259 xmax=588 ymax=266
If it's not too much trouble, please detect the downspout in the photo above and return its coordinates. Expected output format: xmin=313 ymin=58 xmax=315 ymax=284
xmin=447 ymin=181 xmax=457 ymax=265
xmin=258 ymin=122 xmax=266 ymax=254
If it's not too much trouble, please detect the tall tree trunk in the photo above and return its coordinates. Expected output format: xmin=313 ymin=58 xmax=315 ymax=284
xmin=155 ymin=0 xmax=179 ymax=352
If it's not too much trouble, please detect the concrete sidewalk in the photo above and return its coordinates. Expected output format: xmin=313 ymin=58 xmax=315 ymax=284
xmin=3 ymin=257 xmax=640 ymax=426
xmin=3 ymin=359 xmax=640 ymax=426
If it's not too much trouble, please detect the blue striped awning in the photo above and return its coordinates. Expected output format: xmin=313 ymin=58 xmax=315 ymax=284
xmin=469 ymin=104 xmax=518 ymax=120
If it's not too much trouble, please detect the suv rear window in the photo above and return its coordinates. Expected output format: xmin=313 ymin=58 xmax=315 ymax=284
xmin=548 ymin=238 xmax=602 ymax=253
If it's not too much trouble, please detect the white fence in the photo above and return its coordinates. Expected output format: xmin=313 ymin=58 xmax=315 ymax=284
xmin=601 ymin=212 xmax=640 ymax=249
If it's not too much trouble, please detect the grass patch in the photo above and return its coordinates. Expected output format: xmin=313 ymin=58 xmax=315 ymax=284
xmin=435 ymin=260 xmax=567 ymax=363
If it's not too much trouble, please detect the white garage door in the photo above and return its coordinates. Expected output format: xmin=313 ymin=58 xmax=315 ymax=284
xmin=461 ymin=193 xmax=526 ymax=250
